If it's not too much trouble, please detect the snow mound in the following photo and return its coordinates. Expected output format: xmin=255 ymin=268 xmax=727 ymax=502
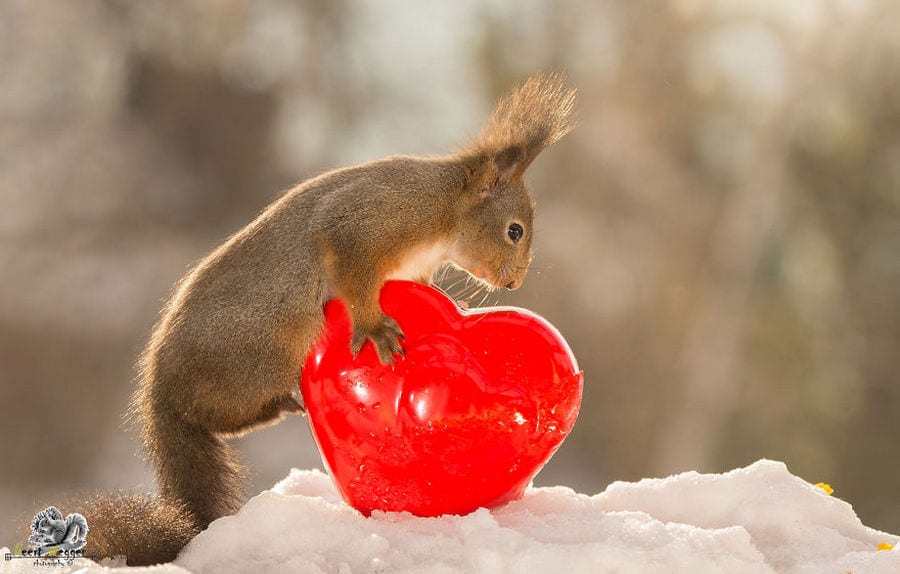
xmin=2 ymin=460 xmax=897 ymax=573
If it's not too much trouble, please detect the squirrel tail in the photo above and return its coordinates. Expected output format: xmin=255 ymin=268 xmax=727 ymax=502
xmin=62 ymin=404 xmax=243 ymax=565
xmin=49 ymin=386 xmax=246 ymax=565
xmin=142 ymin=398 xmax=247 ymax=529
xmin=467 ymin=73 xmax=576 ymax=172
xmin=77 ymin=494 xmax=199 ymax=565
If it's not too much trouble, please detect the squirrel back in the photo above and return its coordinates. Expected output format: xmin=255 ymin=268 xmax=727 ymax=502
xmin=57 ymin=74 xmax=575 ymax=565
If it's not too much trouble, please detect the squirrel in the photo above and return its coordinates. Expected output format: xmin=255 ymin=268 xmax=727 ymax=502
xmin=66 ymin=74 xmax=575 ymax=565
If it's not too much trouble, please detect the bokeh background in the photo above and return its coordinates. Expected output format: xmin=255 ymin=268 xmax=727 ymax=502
xmin=2 ymin=0 xmax=899 ymax=545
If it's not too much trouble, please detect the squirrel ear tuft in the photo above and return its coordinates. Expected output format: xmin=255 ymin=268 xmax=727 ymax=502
xmin=466 ymin=73 xmax=576 ymax=183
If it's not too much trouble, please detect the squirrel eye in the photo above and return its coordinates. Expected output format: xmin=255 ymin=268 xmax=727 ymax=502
xmin=507 ymin=222 xmax=524 ymax=244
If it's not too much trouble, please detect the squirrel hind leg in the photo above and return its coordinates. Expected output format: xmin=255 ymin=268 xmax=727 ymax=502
xmin=231 ymin=392 xmax=306 ymax=434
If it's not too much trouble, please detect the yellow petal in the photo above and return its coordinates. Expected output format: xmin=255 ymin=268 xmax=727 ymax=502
xmin=877 ymin=542 xmax=894 ymax=551
xmin=815 ymin=482 xmax=834 ymax=495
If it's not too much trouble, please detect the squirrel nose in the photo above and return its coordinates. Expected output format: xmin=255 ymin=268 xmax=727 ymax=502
xmin=505 ymin=279 xmax=521 ymax=291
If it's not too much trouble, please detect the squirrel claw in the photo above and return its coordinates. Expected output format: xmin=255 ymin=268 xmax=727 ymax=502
xmin=351 ymin=314 xmax=405 ymax=365
xmin=290 ymin=389 xmax=306 ymax=414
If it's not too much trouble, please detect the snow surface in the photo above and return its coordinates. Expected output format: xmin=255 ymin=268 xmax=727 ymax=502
xmin=2 ymin=460 xmax=898 ymax=574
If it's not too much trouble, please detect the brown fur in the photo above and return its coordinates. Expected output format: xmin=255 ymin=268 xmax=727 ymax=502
xmin=62 ymin=74 xmax=575 ymax=565
xmin=79 ymin=494 xmax=198 ymax=564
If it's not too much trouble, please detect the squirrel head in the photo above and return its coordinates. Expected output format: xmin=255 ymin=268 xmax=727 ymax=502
xmin=452 ymin=159 xmax=535 ymax=290
xmin=451 ymin=74 xmax=576 ymax=291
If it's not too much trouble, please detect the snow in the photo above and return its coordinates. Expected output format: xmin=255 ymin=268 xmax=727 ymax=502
xmin=2 ymin=460 xmax=897 ymax=574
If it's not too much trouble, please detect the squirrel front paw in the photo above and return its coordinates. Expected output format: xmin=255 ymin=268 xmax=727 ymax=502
xmin=351 ymin=314 xmax=405 ymax=365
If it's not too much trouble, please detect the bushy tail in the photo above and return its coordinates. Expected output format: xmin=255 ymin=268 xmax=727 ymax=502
xmin=42 ymin=394 xmax=246 ymax=565
xmin=76 ymin=494 xmax=198 ymax=565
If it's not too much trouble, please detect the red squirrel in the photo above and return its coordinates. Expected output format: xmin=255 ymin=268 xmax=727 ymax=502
xmin=74 ymin=74 xmax=575 ymax=565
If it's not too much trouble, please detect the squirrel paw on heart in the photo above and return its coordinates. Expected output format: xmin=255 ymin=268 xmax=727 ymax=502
xmin=351 ymin=314 xmax=406 ymax=365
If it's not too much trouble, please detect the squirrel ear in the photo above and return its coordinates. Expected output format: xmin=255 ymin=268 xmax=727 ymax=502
xmin=494 ymin=145 xmax=534 ymax=183
xmin=467 ymin=74 xmax=576 ymax=184
xmin=465 ymin=157 xmax=500 ymax=199
xmin=464 ymin=144 xmax=538 ymax=199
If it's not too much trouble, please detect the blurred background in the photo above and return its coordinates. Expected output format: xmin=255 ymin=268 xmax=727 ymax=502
xmin=2 ymin=0 xmax=899 ymax=544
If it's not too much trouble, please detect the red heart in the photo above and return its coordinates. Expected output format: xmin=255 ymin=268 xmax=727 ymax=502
xmin=301 ymin=280 xmax=583 ymax=517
